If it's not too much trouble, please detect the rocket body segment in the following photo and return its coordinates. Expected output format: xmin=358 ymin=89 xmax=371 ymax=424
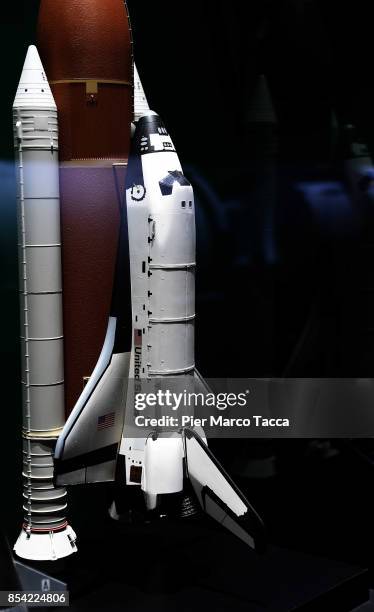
xmin=13 ymin=45 xmax=64 ymax=436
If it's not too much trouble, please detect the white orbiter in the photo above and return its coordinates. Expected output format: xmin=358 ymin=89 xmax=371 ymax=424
xmin=54 ymin=67 xmax=266 ymax=552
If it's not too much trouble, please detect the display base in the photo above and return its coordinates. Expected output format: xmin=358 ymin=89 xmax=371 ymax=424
xmin=46 ymin=505 xmax=369 ymax=611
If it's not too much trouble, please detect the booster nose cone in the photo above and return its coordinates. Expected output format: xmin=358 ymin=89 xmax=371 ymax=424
xmin=13 ymin=45 xmax=55 ymax=109
xmin=134 ymin=63 xmax=150 ymax=123
xmin=37 ymin=0 xmax=133 ymax=160
xmin=21 ymin=44 xmax=41 ymax=70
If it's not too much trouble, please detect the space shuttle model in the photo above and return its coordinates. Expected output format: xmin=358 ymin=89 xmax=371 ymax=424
xmin=54 ymin=76 xmax=266 ymax=552
xmin=13 ymin=0 xmax=265 ymax=556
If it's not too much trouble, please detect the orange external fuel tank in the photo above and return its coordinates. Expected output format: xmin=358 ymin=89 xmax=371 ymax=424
xmin=37 ymin=0 xmax=133 ymax=413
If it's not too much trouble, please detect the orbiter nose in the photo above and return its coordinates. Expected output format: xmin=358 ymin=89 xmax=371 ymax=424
xmin=132 ymin=113 xmax=177 ymax=157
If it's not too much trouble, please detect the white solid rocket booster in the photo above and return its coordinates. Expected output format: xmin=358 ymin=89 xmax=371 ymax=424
xmin=13 ymin=46 xmax=76 ymax=561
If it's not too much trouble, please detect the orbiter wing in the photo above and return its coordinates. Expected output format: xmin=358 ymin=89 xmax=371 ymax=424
xmin=54 ymin=319 xmax=130 ymax=485
xmin=183 ymin=428 xmax=266 ymax=552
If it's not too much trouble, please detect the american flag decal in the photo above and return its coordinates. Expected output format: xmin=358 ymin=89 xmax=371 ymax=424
xmin=97 ymin=412 xmax=115 ymax=431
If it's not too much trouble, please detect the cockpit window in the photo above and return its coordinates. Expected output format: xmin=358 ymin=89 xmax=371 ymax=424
xmin=159 ymin=170 xmax=191 ymax=196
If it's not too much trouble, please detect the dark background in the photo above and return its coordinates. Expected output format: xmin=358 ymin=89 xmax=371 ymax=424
xmin=2 ymin=0 xmax=374 ymax=581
